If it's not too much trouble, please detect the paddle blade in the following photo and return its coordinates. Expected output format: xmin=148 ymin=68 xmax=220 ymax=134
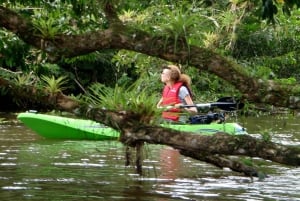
xmin=216 ymin=97 xmax=244 ymax=111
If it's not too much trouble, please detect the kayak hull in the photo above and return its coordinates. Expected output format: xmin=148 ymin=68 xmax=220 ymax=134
xmin=17 ymin=112 xmax=247 ymax=140
xmin=18 ymin=112 xmax=119 ymax=140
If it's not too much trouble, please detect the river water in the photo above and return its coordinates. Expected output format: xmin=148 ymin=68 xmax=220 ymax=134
xmin=0 ymin=113 xmax=299 ymax=201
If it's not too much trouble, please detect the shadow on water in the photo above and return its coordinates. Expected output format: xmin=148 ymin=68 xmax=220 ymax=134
xmin=0 ymin=113 xmax=299 ymax=201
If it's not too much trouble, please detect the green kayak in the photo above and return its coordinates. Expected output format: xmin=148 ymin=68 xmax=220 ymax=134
xmin=17 ymin=112 xmax=247 ymax=140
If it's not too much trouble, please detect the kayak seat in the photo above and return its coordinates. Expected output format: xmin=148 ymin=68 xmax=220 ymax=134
xmin=189 ymin=113 xmax=225 ymax=124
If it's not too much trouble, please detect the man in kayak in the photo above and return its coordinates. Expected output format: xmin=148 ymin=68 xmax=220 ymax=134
xmin=157 ymin=64 xmax=197 ymax=122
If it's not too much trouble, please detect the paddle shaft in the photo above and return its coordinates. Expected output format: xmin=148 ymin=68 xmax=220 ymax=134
xmin=181 ymin=102 xmax=234 ymax=107
xmin=180 ymin=102 xmax=241 ymax=111
xmin=162 ymin=97 xmax=244 ymax=111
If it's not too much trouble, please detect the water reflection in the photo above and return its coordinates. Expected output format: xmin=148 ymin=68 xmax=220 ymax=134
xmin=0 ymin=114 xmax=299 ymax=201
xmin=159 ymin=148 xmax=181 ymax=180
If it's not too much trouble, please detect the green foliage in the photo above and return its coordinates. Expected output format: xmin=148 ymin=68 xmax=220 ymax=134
xmin=0 ymin=87 xmax=9 ymax=96
xmin=32 ymin=10 xmax=64 ymax=39
xmin=201 ymin=0 xmax=299 ymax=24
xmin=281 ymin=0 xmax=300 ymax=16
xmin=231 ymin=6 xmax=300 ymax=83
xmin=188 ymin=69 xmax=241 ymax=102
xmin=158 ymin=8 xmax=197 ymax=53
xmin=244 ymin=51 xmax=300 ymax=81
xmin=241 ymin=157 xmax=254 ymax=167
xmin=41 ymin=75 xmax=69 ymax=94
xmin=260 ymin=128 xmax=273 ymax=142
xmin=32 ymin=63 xmax=64 ymax=77
xmin=274 ymin=77 xmax=297 ymax=85
xmin=82 ymin=79 xmax=161 ymax=124
xmin=0 ymin=30 xmax=29 ymax=70
xmin=233 ymin=25 xmax=300 ymax=59
xmin=111 ymin=50 xmax=187 ymax=96
xmin=112 ymin=50 xmax=161 ymax=78
xmin=118 ymin=0 xmax=152 ymax=10
xmin=65 ymin=51 xmax=113 ymax=65
xmin=32 ymin=12 xmax=62 ymax=39
xmin=9 ymin=0 xmax=104 ymax=19
xmin=124 ymin=3 xmax=206 ymax=52
xmin=261 ymin=0 xmax=300 ymax=23
xmin=64 ymin=51 xmax=117 ymax=87
xmin=14 ymin=73 xmax=36 ymax=86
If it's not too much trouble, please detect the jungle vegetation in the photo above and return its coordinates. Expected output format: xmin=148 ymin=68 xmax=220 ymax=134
xmin=0 ymin=0 xmax=299 ymax=110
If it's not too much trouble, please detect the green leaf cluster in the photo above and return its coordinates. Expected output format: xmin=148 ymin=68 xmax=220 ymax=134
xmin=0 ymin=30 xmax=29 ymax=70
xmin=41 ymin=75 xmax=69 ymax=95
xmin=81 ymin=79 xmax=161 ymax=124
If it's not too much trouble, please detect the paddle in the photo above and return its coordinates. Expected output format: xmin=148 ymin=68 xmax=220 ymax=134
xmin=178 ymin=97 xmax=244 ymax=111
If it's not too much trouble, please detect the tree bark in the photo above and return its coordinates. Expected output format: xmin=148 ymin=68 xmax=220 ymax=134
xmin=0 ymin=75 xmax=78 ymax=111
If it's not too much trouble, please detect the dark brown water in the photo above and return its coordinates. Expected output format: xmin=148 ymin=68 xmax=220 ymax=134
xmin=0 ymin=113 xmax=299 ymax=201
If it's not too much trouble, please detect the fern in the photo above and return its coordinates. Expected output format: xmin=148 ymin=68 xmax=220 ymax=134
xmin=82 ymin=80 xmax=160 ymax=124
xmin=159 ymin=8 xmax=197 ymax=54
xmin=41 ymin=75 xmax=69 ymax=95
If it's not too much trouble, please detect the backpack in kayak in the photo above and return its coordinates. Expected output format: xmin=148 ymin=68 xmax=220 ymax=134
xmin=189 ymin=113 xmax=225 ymax=124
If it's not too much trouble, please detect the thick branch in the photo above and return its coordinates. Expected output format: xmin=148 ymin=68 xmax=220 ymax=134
xmin=0 ymin=76 xmax=78 ymax=111
xmin=82 ymin=107 xmax=300 ymax=167
xmin=180 ymin=150 xmax=260 ymax=176
xmin=0 ymin=6 xmax=43 ymax=48
xmin=117 ymin=124 xmax=300 ymax=166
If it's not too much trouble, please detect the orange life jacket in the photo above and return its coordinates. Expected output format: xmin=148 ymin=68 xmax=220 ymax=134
xmin=161 ymin=82 xmax=183 ymax=121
